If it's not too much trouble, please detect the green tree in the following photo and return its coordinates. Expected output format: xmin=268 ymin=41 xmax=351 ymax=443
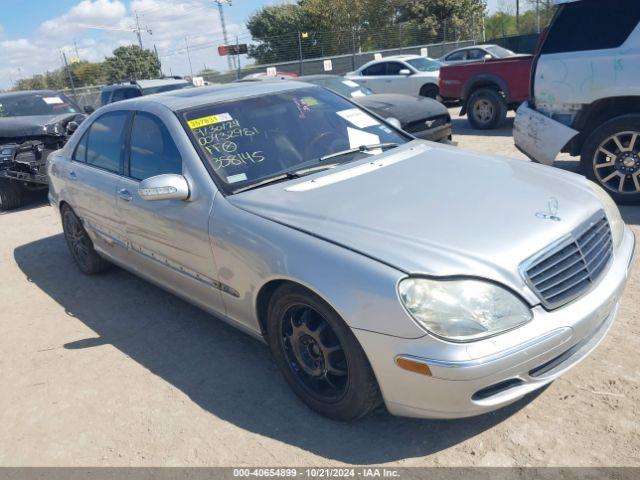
xmin=71 ymin=61 xmax=106 ymax=86
xmin=103 ymin=45 xmax=161 ymax=84
xmin=406 ymin=0 xmax=487 ymax=40
xmin=246 ymin=4 xmax=308 ymax=64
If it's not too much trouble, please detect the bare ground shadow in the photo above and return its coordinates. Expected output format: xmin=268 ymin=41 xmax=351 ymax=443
xmin=450 ymin=110 xmax=516 ymax=138
xmin=14 ymin=234 xmax=541 ymax=464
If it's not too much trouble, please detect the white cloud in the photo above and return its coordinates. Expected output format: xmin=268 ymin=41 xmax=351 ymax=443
xmin=0 ymin=0 xmax=245 ymax=89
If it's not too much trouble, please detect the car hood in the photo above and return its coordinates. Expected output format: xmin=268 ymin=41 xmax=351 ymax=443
xmin=229 ymin=142 xmax=604 ymax=297
xmin=354 ymin=94 xmax=449 ymax=123
xmin=0 ymin=113 xmax=77 ymax=140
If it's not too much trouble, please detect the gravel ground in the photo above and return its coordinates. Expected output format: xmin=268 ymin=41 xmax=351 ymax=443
xmin=0 ymin=108 xmax=638 ymax=467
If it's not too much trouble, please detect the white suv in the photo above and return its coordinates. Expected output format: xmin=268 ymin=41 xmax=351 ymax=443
xmin=345 ymin=55 xmax=441 ymax=99
xmin=515 ymin=0 xmax=640 ymax=203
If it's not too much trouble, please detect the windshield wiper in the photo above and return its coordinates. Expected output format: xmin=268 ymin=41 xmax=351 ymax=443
xmin=317 ymin=143 xmax=398 ymax=163
xmin=233 ymin=171 xmax=301 ymax=194
xmin=233 ymin=143 xmax=399 ymax=194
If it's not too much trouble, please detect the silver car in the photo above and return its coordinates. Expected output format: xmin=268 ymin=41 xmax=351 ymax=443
xmin=47 ymin=82 xmax=635 ymax=421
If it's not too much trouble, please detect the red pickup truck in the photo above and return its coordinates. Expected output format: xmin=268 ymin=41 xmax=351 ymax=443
xmin=439 ymin=55 xmax=533 ymax=129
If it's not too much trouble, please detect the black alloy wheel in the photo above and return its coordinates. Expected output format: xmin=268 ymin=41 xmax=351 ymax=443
xmin=61 ymin=206 xmax=111 ymax=274
xmin=267 ymin=284 xmax=381 ymax=421
xmin=281 ymin=304 xmax=348 ymax=402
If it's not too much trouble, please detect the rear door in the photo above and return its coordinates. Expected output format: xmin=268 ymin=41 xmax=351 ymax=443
xmin=533 ymin=0 xmax=640 ymax=118
xmin=116 ymin=109 xmax=225 ymax=315
xmin=65 ymin=111 xmax=130 ymax=258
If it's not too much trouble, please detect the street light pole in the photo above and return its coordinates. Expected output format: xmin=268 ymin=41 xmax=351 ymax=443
xmin=214 ymin=0 xmax=235 ymax=71
xmin=185 ymin=37 xmax=194 ymax=78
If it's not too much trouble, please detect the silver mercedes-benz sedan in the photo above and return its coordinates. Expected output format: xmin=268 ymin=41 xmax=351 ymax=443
xmin=47 ymin=82 xmax=635 ymax=421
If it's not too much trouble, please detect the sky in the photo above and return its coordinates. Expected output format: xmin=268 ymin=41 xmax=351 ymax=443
xmin=0 ymin=0 xmax=505 ymax=89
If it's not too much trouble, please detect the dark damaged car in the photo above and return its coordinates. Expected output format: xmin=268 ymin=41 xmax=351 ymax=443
xmin=0 ymin=90 xmax=87 ymax=210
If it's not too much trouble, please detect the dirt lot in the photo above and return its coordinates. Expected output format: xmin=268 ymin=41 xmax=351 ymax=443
xmin=0 ymin=109 xmax=638 ymax=467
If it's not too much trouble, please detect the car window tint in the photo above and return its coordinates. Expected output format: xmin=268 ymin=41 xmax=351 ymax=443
xmin=129 ymin=112 xmax=182 ymax=181
xmin=542 ymin=0 xmax=640 ymax=54
xmin=100 ymin=90 xmax=112 ymax=106
xmin=73 ymin=130 xmax=89 ymax=163
xmin=446 ymin=50 xmax=467 ymax=61
xmin=385 ymin=62 xmax=405 ymax=75
xmin=86 ymin=111 xmax=129 ymax=173
xmin=362 ymin=63 xmax=385 ymax=76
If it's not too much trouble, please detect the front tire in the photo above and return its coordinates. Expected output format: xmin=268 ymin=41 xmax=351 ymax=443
xmin=61 ymin=205 xmax=111 ymax=274
xmin=467 ymin=88 xmax=507 ymax=130
xmin=581 ymin=114 xmax=640 ymax=204
xmin=266 ymin=284 xmax=381 ymax=421
xmin=0 ymin=180 xmax=24 ymax=211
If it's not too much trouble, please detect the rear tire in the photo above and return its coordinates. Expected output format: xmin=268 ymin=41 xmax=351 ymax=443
xmin=266 ymin=284 xmax=382 ymax=421
xmin=581 ymin=115 xmax=640 ymax=204
xmin=467 ymin=88 xmax=507 ymax=130
xmin=0 ymin=180 xmax=24 ymax=211
xmin=420 ymin=84 xmax=439 ymax=100
xmin=61 ymin=205 xmax=111 ymax=274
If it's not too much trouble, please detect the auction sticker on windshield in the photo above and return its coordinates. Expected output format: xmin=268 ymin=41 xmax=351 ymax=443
xmin=43 ymin=97 xmax=64 ymax=105
xmin=187 ymin=113 xmax=233 ymax=129
xmin=337 ymin=108 xmax=379 ymax=129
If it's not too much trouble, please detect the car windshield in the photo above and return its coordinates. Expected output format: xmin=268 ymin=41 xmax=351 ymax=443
xmin=485 ymin=46 xmax=516 ymax=58
xmin=307 ymin=78 xmax=373 ymax=98
xmin=0 ymin=93 xmax=79 ymax=118
xmin=406 ymin=57 xmax=441 ymax=72
xmin=183 ymin=86 xmax=408 ymax=192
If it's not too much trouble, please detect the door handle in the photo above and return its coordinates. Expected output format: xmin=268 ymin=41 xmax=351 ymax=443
xmin=118 ymin=189 xmax=133 ymax=202
xmin=68 ymin=170 xmax=77 ymax=180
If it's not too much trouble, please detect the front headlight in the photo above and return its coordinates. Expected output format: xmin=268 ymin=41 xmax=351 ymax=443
xmin=43 ymin=123 xmax=62 ymax=136
xmin=398 ymin=278 xmax=532 ymax=342
xmin=587 ymin=181 xmax=625 ymax=248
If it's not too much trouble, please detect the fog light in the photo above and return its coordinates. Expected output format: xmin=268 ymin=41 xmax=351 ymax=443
xmin=395 ymin=356 xmax=432 ymax=376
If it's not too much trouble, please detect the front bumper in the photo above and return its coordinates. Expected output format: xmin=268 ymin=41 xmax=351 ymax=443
xmin=513 ymin=102 xmax=579 ymax=165
xmin=354 ymin=227 xmax=635 ymax=419
xmin=411 ymin=123 xmax=452 ymax=143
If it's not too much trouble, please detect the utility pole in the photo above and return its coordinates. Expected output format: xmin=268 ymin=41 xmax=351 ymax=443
xmin=536 ymin=0 xmax=541 ymax=33
xmin=236 ymin=35 xmax=241 ymax=80
xmin=73 ymin=40 xmax=81 ymax=61
xmin=185 ymin=37 xmax=194 ymax=78
xmin=135 ymin=11 xmax=143 ymax=47
xmin=214 ymin=0 xmax=235 ymax=71
xmin=516 ymin=0 xmax=520 ymax=32
xmin=60 ymin=51 xmax=77 ymax=101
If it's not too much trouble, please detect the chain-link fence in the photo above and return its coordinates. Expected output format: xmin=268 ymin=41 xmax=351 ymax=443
xmin=60 ymin=85 xmax=102 ymax=110
xmin=197 ymin=22 xmax=481 ymax=84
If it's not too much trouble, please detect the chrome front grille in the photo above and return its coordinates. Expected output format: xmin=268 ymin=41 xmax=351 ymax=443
xmin=523 ymin=213 xmax=613 ymax=309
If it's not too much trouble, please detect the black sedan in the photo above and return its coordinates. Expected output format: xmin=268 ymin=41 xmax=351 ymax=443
xmin=298 ymin=75 xmax=452 ymax=143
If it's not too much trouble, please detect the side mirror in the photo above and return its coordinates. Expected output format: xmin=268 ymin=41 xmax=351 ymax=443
xmin=66 ymin=121 xmax=79 ymax=134
xmin=83 ymin=105 xmax=95 ymax=114
xmin=138 ymin=174 xmax=190 ymax=201
xmin=483 ymin=54 xmax=493 ymax=61
xmin=398 ymin=69 xmax=411 ymax=76
xmin=385 ymin=117 xmax=402 ymax=129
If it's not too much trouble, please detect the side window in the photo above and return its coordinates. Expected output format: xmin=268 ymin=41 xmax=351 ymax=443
xmin=86 ymin=111 xmax=129 ymax=174
xmin=362 ymin=63 xmax=386 ymax=76
xmin=129 ymin=112 xmax=182 ymax=181
xmin=73 ymin=130 xmax=89 ymax=163
xmin=446 ymin=50 xmax=467 ymax=61
xmin=112 ymin=88 xmax=141 ymax=102
xmin=542 ymin=0 xmax=640 ymax=54
xmin=385 ymin=62 xmax=406 ymax=75
xmin=467 ymin=49 xmax=486 ymax=60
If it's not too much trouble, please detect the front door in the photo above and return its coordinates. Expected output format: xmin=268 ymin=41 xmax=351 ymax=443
xmin=115 ymin=111 xmax=225 ymax=316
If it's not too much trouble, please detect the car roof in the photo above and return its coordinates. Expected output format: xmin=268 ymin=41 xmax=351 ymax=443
xmin=380 ymin=54 xmax=423 ymax=61
xmin=447 ymin=44 xmax=496 ymax=52
xmin=136 ymin=78 xmax=190 ymax=89
xmin=298 ymin=74 xmax=340 ymax=81
xmin=127 ymin=81 xmax=314 ymax=112
xmin=0 ymin=89 xmax=62 ymax=99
